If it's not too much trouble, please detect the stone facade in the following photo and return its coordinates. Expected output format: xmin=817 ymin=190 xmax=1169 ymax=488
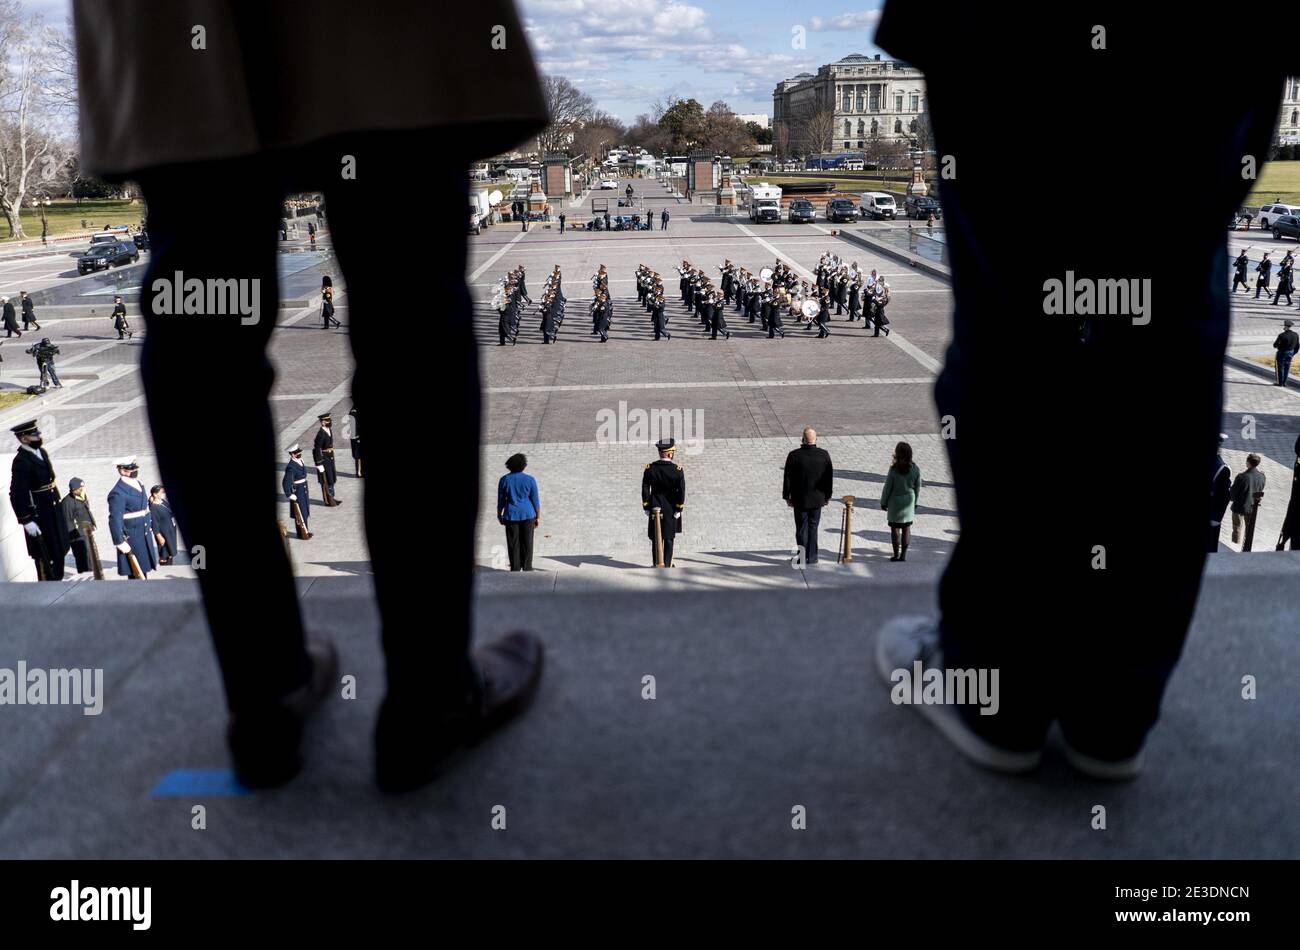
xmin=773 ymin=53 xmax=927 ymax=155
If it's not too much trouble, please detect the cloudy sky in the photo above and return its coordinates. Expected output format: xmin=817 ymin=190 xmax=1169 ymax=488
xmin=521 ymin=0 xmax=889 ymax=122
xmin=30 ymin=0 xmax=890 ymax=124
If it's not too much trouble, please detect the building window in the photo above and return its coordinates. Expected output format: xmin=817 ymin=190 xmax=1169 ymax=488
xmin=869 ymin=92 xmax=880 ymax=111
xmin=894 ymin=119 xmax=902 ymax=134
xmin=843 ymin=141 xmax=850 ymax=149
xmin=895 ymin=95 xmax=903 ymax=112
xmin=910 ymin=94 xmax=920 ymax=112
xmin=857 ymin=140 xmax=864 ymax=148
xmin=857 ymin=94 xmax=864 ymax=111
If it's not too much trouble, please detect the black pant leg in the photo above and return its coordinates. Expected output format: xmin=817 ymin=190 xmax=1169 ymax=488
xmin=322 ymin=131 xmax=478 ymax=707
xmin=504 ymin=521 xmax=522 ymax=570
xmin=137 ymin=155 xmax=309 ymax=715
xmin=70 ymin=537 xmax=90 ymax=574
xmin=518 ymin=517 xmax=534 ymax=570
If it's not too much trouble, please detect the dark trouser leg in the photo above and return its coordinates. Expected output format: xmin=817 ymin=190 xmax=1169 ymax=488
xmin=805 ymin=507 xmax=821 ymax=562
xmin=663 ymin=530 xmax=675 ymax=566
xmin=70 ymin=537 xmax=90 ymax=574
xmin=518 ymin=517 xmax=534 ymax=570
xmin=136 ymin=156 xmax=309 ymax=716
xmin=320 ymin=131 xmax=478 ymax=708
xmin=505 ymin=521 xmax=522 ymax=570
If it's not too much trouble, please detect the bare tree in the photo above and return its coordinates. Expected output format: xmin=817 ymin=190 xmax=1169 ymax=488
xmin=537 ymin=75 xmax=597 ymax=156
xmin=773 ymin=122 xmax=790 ymax=162
xmin=43 ymin=16 xmax=77 ymax=113
xmin=798 ymin=106 xmax=836 ymax=157
xmin=0 ymin=4 xmax=60 ymax=238
xmin=571 ymin=110 xmax=626 ymax=162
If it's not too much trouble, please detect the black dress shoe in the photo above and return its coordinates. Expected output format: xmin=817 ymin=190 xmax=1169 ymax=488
xmin=228 ymin=635 xmax=338 ymax=789
xmin=375 ymin=631 xmax=544 ymax=794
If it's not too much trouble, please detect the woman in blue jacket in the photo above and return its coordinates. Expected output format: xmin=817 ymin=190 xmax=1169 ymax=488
xmin=497 ymin=453 xmax=540 ymax=571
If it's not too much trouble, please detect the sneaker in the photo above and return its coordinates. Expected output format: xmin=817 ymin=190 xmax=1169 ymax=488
xmin=1060 ymin=736 xmax=1144 ymax=780
xmin=874 ymin=616 xmax=1041 ymax=774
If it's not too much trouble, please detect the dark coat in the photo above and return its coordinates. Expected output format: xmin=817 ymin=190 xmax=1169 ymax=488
xmin=642 ymin=458 xmax=685 ymax=538
xmin=783 ymin=444 xmax=834 ymax=509
xmin=150 ymin=498 xmax=179 ymax=557
xmin=1 ymin=302 xmax=17 ymax=330
xmin=9 ymin=446 xmax=70 ymax=574
xmin=107 ymin=477 xmax=158 ymax=576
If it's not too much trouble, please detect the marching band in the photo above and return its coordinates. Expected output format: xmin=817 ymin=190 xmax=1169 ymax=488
xmin=490 ymin=250 xmax=892 ymax=344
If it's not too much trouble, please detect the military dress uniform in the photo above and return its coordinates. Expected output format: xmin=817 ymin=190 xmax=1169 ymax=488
xmin=8 ymin=420 xmax=70 ymax=579
xmin=107 ymin=459 xmax=159 ymax=578
xmin=641 ymin=438 xmax=686 ymax=567
xmin=348 ymin=406 xmax=362 ymax=476
xmin=283 ymin=444 xmax=313 ymax=537
xmin=312 ymin=413 xmax=340 ymax=505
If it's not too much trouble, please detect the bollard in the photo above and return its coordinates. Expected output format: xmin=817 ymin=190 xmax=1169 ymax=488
xmin=652 ymin=506 xmax=664 ymax=568
xmin=1243 ymin=490 xmax=1265 ymax=552
xmin=838 ymin=495 xmax=856 ymax=563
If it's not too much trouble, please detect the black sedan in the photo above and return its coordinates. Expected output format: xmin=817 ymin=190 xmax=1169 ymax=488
xmin=788 ymin=199 xmax=816 ymax=223
xmin=825 ymin=198 xmax=857 ymax=223
xmin=904 ymin=195 xmax=942 ymax=220
xmin=77 ymin=240 xmax=139 ymax=274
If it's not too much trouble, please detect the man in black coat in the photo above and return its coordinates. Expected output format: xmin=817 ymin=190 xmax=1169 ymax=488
xmin=1273 ymin=319 xmax=1299 ymax=386
xmin=2 ymin=297 xmax=19 ymax=338
xmin=1232 ymin=250 xmax=1249 ymax=293
xmin=1255 ymin=252 xmax=1273 ymax=299
xmin=783 ymin=428 xmax=833 ymax=564
xmin=641 ymin=438 xmax=685 ymax=566
xmin=1209 ymin=435 xmax=1231 ymax=552
xmin=8 ymin=420 xmax=69 ymax=579
xmin=20 ymin=291 xmax=39 ymax=330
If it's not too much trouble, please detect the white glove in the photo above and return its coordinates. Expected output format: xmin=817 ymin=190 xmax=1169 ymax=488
xmin=23 ymin=521 xmax=40 ymax=537
xmin=674 ymin=512 xmax=682 ymax=519
xmin=116 ymin=542 xmax=131 ymax=553
xmin=316 ymin=465 xmax=325 ymax=473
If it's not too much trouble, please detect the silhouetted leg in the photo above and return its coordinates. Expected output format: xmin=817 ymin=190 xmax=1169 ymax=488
xmin=136 ymin=156 xmax=309 ymax=721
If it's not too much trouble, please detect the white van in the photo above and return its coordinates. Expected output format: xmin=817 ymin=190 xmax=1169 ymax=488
xmin=859 ymin=192 xmax=898 ymax=220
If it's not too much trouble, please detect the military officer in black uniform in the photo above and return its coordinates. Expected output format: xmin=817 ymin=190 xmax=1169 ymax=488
xmin=111 ymin=295 xmax=131 ymax=340
xmin=348 ymin=406 xmax=362 ymax=477
xmin=312 ymin=413 xmax=341 ymax=506
xmin=283 ymin=444 xmax=313 ymax=538
xmin=20 ymin=291 xmax=40 ymax=331
xmin=8 ymin=420 xmax=69 ymax=579
xmin=641 ymin=437 xmax=685 ymax=567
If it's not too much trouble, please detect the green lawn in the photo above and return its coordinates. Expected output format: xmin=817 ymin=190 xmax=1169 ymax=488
xmin=2 ymin=198 xmax=144 ymax=241
xmin=0 ymin=391 xmax=31 ymax=410
xmin=1248 ymin=161 xmax=1300 ymax=206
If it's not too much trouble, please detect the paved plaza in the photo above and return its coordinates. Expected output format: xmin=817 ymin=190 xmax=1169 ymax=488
xmin=2 ymin=181 xmax=1300 ymax=580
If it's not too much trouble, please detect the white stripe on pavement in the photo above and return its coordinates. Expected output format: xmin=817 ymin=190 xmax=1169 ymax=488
xmin=469 ymin=228 xmax=532 ymax=282
xmin=486 ymin=376 xmax=933 ymax=394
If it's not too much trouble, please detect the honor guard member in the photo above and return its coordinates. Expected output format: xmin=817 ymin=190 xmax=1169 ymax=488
xmin=349 ymin=406 xmax=362 ymax=476
xmin=1232 ymin=250 xmax=1250 ymax=293
xmin=111 ymin=295 xmax=131 ymax=340
xmin=19 ymin=291 xmax=39 ymax=330
xmin=149 ymin=484 xmax=179 ymax=564
xmin=8 ymin=420 xmax=70 ymax=580
xmin=641 ymin=437 xmax=685 ymax=567
xmin=107 ymin=457 xmax=158 ymax=578
xmin=283 ymin=444 xmax=313 ymax=538
xmin=62 ymin=477 xmax=99 ymax=575
xmin=313 ymin=413 xmax=341 ymax=505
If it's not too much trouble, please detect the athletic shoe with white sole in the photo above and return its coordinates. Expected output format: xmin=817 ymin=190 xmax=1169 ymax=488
xmin=875 ymin=615 xmax=1042 ymax=774
xmin=1059 ymin=738 xmax=1144 ymax=781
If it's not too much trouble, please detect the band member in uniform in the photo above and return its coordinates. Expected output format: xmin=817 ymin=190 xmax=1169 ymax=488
xmin=283 ymin=444 xmax=313 ymax=538
xmin=349 ymin=406 xmax=362 ymax=476
xmin=313 ymin=413 xmax=341 ymax=505
xmin=872 ymin=277 xmax=892 ymax=337
xmin=62 ymin=476 xmax=100 ymax=576
xmin=111 ymin=295 xmax=132 ymax=340
xmin=149 ymin=484 xmax=179 ymax=564
xmin=107 ymin=457 xmax=159 ymax=578
xmin=641 ymin=437 xmax=685 ymax=567
xmin=20 ymin=291 xmax=40 ymax=331
xmin=8 ymin=420 xmax=69 ymax=579
xmin=651 ymin=290 xmax=670 ymax=340
xmin=321 ymin=280 xmax=341 ymax=328
xmin=814 ymin=290 xmax=831 ymax=338
xmin=848 ymin=277 xmax=863 ymax=322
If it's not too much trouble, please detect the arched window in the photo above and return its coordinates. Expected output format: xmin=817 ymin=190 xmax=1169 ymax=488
xmin=844 ymin=119 xmax=852 ymax=135
xmin=894 ymin=119 xmax=902 ymax=134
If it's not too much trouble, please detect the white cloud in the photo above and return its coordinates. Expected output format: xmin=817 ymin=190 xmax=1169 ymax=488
xmin=808 ymin=10 xmax=883 ymax=31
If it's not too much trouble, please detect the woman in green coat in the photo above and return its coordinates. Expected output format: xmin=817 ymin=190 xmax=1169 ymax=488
xmin=880 ymin=441 xmax=921 ymax=561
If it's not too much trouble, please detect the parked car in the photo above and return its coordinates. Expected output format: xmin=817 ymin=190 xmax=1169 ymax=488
xmin=859 ymin=192 xmax=898 ymax=220
xmin=1256 ymin=203 xmax=1300 ymax=229
xmin=89 ymin=232 xmax=125 ymax=246
xmin=77 ymin=240 xmax=137 ymax=274
xmin=825 ymin=197 xmax=857 ymax=223
xmin=599 ymin=178 xmax=618 ymax=189
xmin=904 ymin=195 xmax=942 ymax=220
xmin=788 ymin=199 xmax=816 ymax=223
xmin=1272 ymin=214 xmax=1300 ymax=241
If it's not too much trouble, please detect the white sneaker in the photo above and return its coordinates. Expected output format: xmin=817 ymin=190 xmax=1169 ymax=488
xmin=875 ymin=616 xmax=1041 ymax=774
xmin=1060 ymin=737 xmax=1144 ymax=781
